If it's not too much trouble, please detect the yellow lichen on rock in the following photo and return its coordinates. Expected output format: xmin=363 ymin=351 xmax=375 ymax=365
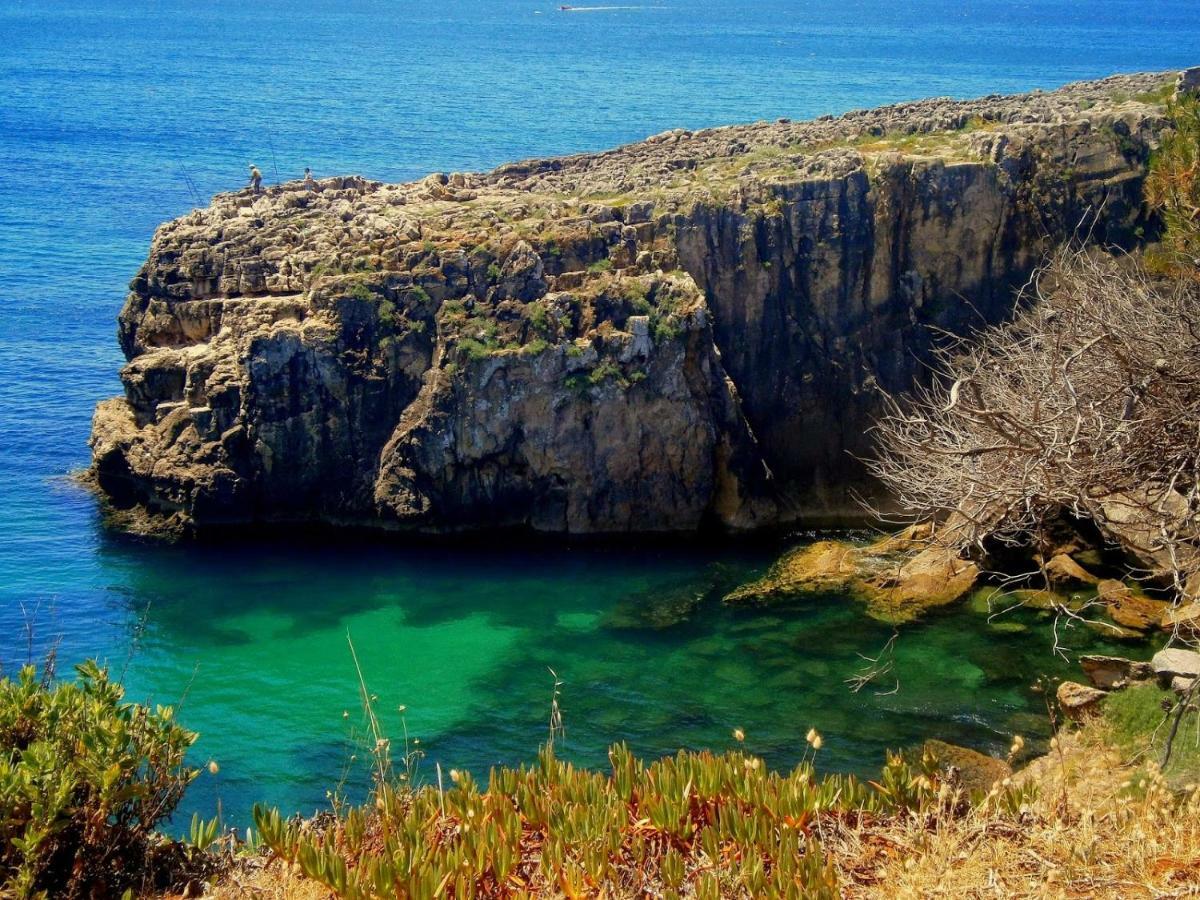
xmin=723 ymin=530 xmax=979 ymax=624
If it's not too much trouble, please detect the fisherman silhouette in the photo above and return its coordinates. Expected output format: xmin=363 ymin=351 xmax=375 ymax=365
xmin=248 ymin=164 xmax=263 ymax=192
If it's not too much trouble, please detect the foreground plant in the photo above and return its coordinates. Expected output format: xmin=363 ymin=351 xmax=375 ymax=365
xmin=251 ymin=740 xmax=1026 ymax=899
xmin=0 ymin=661 xmax=200 ymax=898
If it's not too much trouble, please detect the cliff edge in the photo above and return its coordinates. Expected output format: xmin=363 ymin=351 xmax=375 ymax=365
xmin=90 ymin=71 xmax=1179 ymax=535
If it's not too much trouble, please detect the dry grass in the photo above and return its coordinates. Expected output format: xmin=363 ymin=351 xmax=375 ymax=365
xmin=838 ymin=722 xmax=1200 ymax=899
xmin=200 ymin=861 xmax=329 ymax=900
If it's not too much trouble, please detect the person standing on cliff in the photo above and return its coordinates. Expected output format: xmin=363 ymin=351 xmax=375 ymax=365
xmin=248 ymin=163 xmax=262 ymax=192
xmin=303 ymin=167 xmax=316 ymax=191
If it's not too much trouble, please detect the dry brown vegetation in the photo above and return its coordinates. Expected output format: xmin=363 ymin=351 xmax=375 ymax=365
xmin=869 ymin=249 xmax=1200 ymax=599
xmin=846 ymin=722 xmax=1200 ymax=899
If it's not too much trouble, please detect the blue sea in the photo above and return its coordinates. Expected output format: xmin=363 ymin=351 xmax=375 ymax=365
xmin=0 ymin=0 xmax=1195 ymax=826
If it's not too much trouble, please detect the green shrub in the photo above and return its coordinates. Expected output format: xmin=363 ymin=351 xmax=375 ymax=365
xmin=1133 ymin=79 xmax=1176 ymax=106
xmin=652 ymin=317 xmax=679 ymax=344
xmin=526 ymin=300 xmax=551 ymax=333
xmin=1145 ymin=95 xmax=1200 ymax=277
xmin=457 ymin=337 xmax=493 ymax=362
xmin=0 ymin=661 xmax=200 ymax=898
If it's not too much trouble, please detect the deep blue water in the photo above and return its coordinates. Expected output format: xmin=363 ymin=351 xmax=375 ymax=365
xmin=0 ymin=0 xmax=1194 ymax=825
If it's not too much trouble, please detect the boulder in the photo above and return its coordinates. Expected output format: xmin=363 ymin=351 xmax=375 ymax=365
xmin=922 ymin=740 xmax=1012 ymax=795
xmin=1171 ymin=675 xmax=1197 ymax=695
xmin=1093 ymin=489 xmax=1199 ymax=582
xmin=723 ymin=535 xmax=978 ymax=624
xmin=495 ymin=240 xmax=547 ymax=301
xmin=1177 ymin=66 xmax=1200 ymax=99
xmin=1044 ymin=553 xmax=1100 ymax=587
xmin=1057 ymin=681 xmax=1107 ymax=720
xmin=1079 ymin=655 xmax=1153 ymax=690
xmin=863 ymin=546 xmax=980 ymax=621
xmin=1151 ymin=648 xmax=1200 ymax=681
xmin=1185 ymin=571 xmax=1200 ymax=601
xmin=723 ymin=540 xmax=860 ymax=604
xmin=1162 ymin=602 xmax=1200 ymax=636
xmin=1097 ymin=579 xmax=1169 ymax=632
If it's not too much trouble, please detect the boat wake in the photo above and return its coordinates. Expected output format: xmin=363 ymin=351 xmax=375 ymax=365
xmin=558 ymin=5 xmax=659 ymax=11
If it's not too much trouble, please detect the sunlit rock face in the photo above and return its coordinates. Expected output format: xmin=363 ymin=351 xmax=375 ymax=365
xmin=90 ymin=71 xmax=1173 ymax=535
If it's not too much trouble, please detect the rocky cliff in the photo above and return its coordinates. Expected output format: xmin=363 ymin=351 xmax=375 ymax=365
xmin=90 ymin=71 xmax=1179 ymax=535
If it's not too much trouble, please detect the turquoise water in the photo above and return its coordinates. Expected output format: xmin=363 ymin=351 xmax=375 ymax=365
xmin=0 ymin=0 xmax=1192 ymax=825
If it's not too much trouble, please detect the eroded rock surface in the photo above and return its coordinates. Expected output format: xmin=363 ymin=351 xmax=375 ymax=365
xmin=90 ymin=72 xmax=1177 ymax=535
xmin=722 ymin=527 xmax=979 ymax=623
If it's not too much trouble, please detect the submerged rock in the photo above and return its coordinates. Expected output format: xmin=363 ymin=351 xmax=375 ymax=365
xmin=602 ymin=579 xmax=711 ymax=631
xmin=723 ymin=534 xmax=978 ymax=624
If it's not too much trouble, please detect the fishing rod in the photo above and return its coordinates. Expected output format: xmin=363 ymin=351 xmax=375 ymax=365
xmin=268 ymin=130 xmax=280 ymax=183
xmin=180 ymin=170 xmax=202 ymax=207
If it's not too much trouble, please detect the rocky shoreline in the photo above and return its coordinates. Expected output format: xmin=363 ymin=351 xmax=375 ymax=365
xmin=90 ymin=70 xmax=1178 ymax=536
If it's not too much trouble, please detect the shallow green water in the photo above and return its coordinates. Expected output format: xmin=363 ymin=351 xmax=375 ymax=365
xmin=2 ymin=524 xmax=1150 ymax=828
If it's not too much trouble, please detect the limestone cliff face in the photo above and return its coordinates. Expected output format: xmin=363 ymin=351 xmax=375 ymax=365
xmin=90 ymin=71 xmax=1175 ymax=534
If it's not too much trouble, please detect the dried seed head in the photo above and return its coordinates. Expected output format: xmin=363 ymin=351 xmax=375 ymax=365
xmin=208 ymin=760 xmax=220 ymax=775
xmin=732 ymin=728 xmax=745 ymax=742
